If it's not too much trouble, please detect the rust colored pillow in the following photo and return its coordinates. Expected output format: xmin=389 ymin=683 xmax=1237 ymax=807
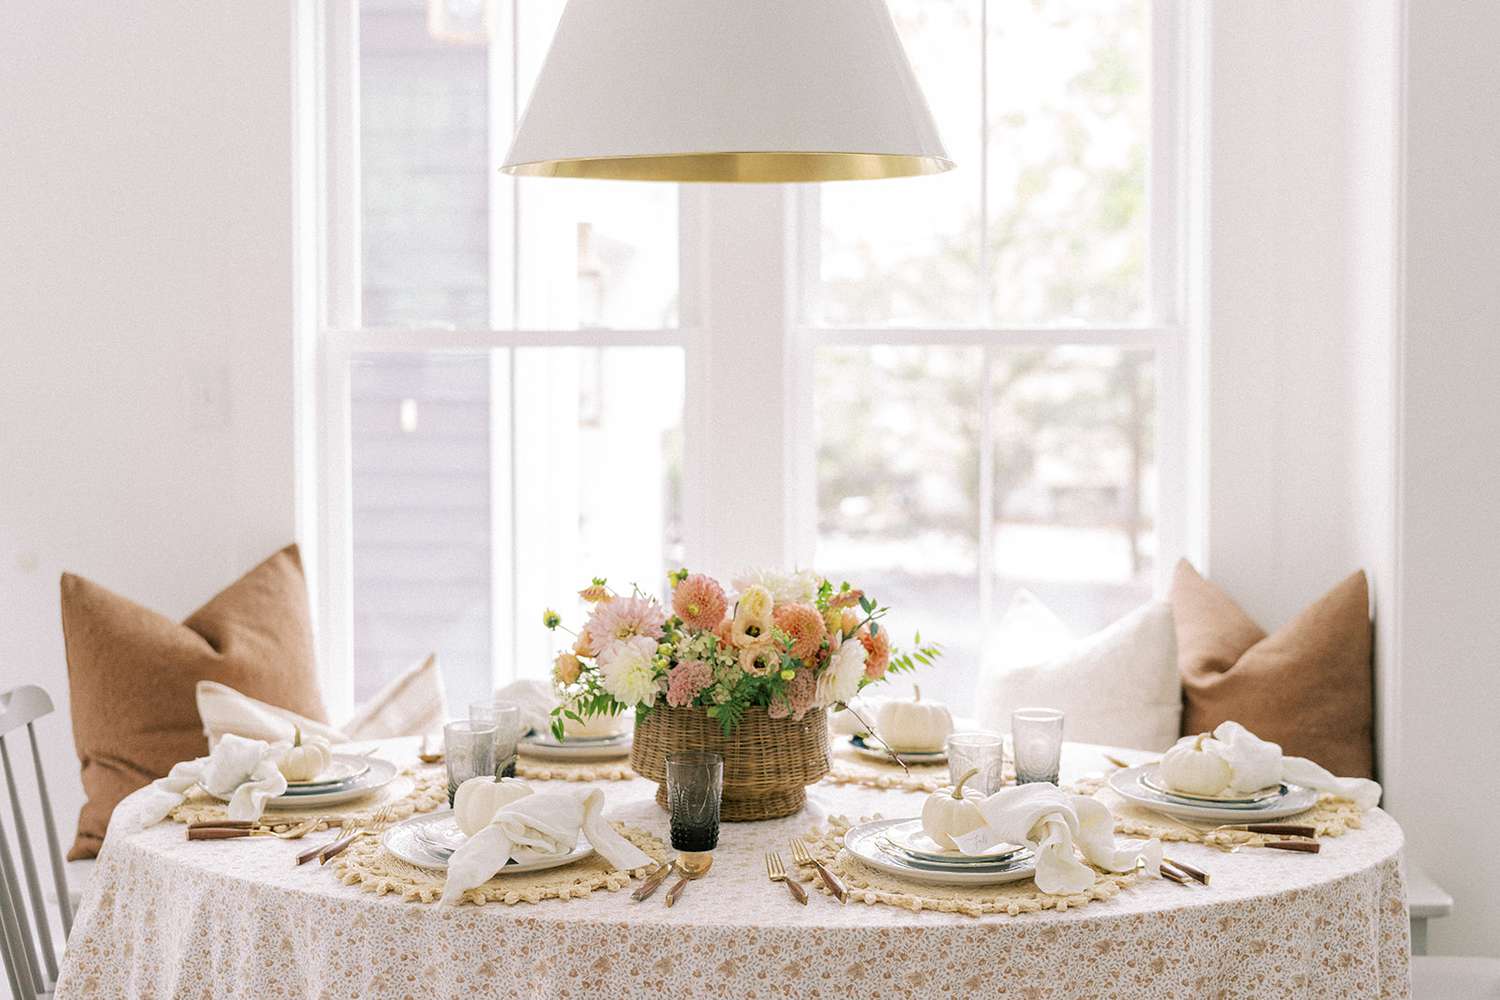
xmin=60 ymin=544 xmax=328 ymax=858
xmin=1170 ymin=560 xmax=1374 ymax=778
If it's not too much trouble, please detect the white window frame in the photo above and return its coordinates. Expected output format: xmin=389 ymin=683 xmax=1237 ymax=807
xmin=298 ymin=0 xmax=1194 ymax=717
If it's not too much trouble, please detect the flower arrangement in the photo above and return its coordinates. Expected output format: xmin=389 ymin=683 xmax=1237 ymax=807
xmin=544 ymin=568 xmax=941 ymax=739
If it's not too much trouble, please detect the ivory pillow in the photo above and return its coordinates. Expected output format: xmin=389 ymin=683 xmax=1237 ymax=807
xmin=60 ymin=544 xmax=328 ymax=859
xmin=975 ymin=592 xmax=1182 ymax=751
xmin=1170 ymin=560 xmax=1374 ymax=777
xmin=197 ymin=654 xmax=448 ymax=746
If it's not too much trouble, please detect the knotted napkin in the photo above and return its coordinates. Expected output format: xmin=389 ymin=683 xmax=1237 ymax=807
xmin=952 ymin=783 xmax=1162 ymax=895
xmin=1186 ymin=722 xmax=1382 ymax=810
xmin=128 ymin=733 xmax=288 ymax=831
xmin=440 ymin=780 xmax=652 ymax=904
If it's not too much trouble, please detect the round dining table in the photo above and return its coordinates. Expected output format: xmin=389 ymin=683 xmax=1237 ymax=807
xmin=55 ymin=738 xmax=1410 ymax=999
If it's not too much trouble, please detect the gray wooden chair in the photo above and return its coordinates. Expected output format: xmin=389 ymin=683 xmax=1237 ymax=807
xmin=0 ymin=685 xmax=73 ymax=999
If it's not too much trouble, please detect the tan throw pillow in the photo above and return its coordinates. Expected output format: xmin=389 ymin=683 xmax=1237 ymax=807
xmin=60 ymin=544 xmax=328 ymax=858
xmin=1170 ymin=560 xmax=1374 ymax=777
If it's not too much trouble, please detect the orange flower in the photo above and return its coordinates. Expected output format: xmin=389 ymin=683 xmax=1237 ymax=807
xmin=772 ymin=602 xmax=826 ymax=661
xmin=671 ymin=573 xmax=728 ymax=631
xmin=578 ymin=584 xmax=612 ymax=604
xmin=553 ymin=651 xmax=582 ymax=685
xmin=829 ymin=588 xmax=864 ymax=610
xmin=859 ymin=627 xmax=891 ymax=681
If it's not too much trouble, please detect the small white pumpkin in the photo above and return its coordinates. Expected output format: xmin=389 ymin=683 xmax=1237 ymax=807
xmin=453 ymin=776 xmax=533 ymax=837
xmin=875 ymin=685 xmax=953 ymax=752
xmin=277 ymin=727 xmax=333 ymax=782
xmin=921 ymin=767 xmax=985 ymax=849
xmin=1159 ymin=732 xmax=1232 ymax=795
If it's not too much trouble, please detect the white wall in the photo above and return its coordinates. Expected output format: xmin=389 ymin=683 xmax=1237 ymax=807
xmin=1205 ymin=0 xmax=1499 ymax=957
xmin=1393 ymin=0 xmax=1500 ymax=957
xmin=0 ymin=0 xmax=298 ymax=861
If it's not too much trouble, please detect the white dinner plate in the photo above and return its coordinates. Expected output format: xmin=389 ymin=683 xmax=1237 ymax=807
xmin=1109 ymin=764 xmax=1318 ymax=822
xmin=848 ymin=735 xmax=947 ymax=765
xmin=843 ymin=818 xmax=1036 ymax=886
xmin=519 ymin=732 xmax=632 ymax=761
xmin=209 ymin=757 xmax=400 ymax=809
xmin=382 ymin=810 xmax=594 ymax=873
xmin=881 ymin=819 xmax=1024 ymax=865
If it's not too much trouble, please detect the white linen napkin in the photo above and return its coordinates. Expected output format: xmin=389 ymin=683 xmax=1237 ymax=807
xmin=128 ymin=733 xmax=289 ymax=831
xmin=952 ymin=783 xmax=1162 ymax=895
xmin=1210 ymin=721 xmax=1382 ymax=810
xmin=440 ymin=783 xmax=653 ymax=904
xmin=492 ymin=679 xmax=558 ymax=735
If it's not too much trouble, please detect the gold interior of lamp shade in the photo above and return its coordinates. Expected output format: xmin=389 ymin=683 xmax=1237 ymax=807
xmin=502 ymin=151 xmax=955 ymax=183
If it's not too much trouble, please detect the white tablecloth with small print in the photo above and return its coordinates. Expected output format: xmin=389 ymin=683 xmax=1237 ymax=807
xmin=56 ymin=740 xmax=1410 ymax=999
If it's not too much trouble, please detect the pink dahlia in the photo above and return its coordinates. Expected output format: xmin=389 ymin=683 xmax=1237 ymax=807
xmin=666 ymin=659 xmax=713 ymax=708
xmin=859 ymin=628 xmax=891 ymax=681
xmin=587 ymin=595 xmax=667 ymax=646
xmin=772 ymin=602 xmax=826 ymax=661
xmin=672 ymin=573 xmax=728 ymax=631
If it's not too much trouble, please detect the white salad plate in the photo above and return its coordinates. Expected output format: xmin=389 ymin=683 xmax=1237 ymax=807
xmin=281 ymin=755 xmax=371 ymax=792
xmin=519 ymin=731 xmax=632 ymax=761
xmin=1109 ymin=764 xmax=1318 ymax=822
xmin=880 ymin=819 xmax=1024 ymax=865
xmin=848 ymin=735 xmax=947 ymax=765
xmin=382 ymin=810 xmax=594 ymax=873
xmin=1137 ymin=770 xmax=1284 ymax=805
xmin=843 ymin=818 xmax=1036 ymax=885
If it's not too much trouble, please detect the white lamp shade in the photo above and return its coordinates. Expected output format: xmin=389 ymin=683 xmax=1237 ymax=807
xmin=502 ymin=0 xmax=953 ymax=183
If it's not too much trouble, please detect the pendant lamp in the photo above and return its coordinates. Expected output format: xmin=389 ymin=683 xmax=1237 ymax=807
xmin=501 ymin=0 xmax=953 ymax=183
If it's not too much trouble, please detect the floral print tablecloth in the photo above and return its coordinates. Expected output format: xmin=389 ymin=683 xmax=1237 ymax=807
xmin=56 ymin=743 xmax=1410 ymax=1000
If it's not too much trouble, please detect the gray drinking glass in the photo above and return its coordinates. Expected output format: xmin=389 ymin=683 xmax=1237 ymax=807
xmin=469 ymin=700 xmax=523 ymax=779
xmin=444 ymin=720 xmax=497 ymax=806
xmin=1011 ymin=707 xmax=1065 ymax=785
xmin=946 ymin=731 xmax=1006 ymax=795
xmin=666 ymin=750 xmax=723 ymax=856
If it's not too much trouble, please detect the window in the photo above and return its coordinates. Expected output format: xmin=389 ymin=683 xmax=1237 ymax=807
xmin=803 ymin=0 xmax=1178 ymax=707
xmin=311 ymin=0 xmax=1183 ymax=714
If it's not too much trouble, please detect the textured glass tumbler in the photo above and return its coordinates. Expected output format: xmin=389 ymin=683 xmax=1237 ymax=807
xmin=946 ymin=731 xmax=1006 ymax=795
xmin=1011 ymin=708 xmax=1065 ymax=785
xmin=469 ymin=701 xmax=522 ymax=779
xmin=666 ymin=750 xmax=723 ymax=854
xmin=444 ymin=720 xmax=497 ymax=806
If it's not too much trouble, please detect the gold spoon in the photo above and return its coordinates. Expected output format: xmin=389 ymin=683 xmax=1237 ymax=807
xmin=663 ymin=851 xmax=713 ymax=907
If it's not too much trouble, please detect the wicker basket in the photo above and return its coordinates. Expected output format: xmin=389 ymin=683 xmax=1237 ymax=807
xmin=631 ymin=705 xmax=831 ymax=821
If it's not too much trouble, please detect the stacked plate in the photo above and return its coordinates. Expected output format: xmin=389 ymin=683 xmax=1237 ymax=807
xmin=1109 ymin=763 xmax=1318 ymax=822
xmin=381 ymin=810 xmax=594 ymax=873
xmin=842 ymin=818 xmax=1036 ymax=886
xmin=519 ymin=730 xmax=632 ymax=761
xmin=847 ymin=735 xmax=947 ymax=765
xmin=210 ymin=754 xmax=399 ymax=809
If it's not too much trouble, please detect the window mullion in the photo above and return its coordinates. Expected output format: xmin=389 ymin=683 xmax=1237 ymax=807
xmin=977 ymin=342 xmax=996 ymax=670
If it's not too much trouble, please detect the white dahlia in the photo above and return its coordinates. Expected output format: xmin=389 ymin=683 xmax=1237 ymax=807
xmin=815 ymin=637 xmax=867 ymax=708
xmin=596 ymin=635 xmax=663 ymax=707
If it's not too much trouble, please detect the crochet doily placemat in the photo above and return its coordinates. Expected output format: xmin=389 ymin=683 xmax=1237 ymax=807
xmin=515 ymin=754 xmax=635 ymax=782
xmin=798 ymin=815 xmax=1142 ymax=917
xmin=822 ymin=745 xmax=997 ymax=794
xmin=168 ymin=767 xmax=447 ymax=832
xmin=1102 ymin=790 xmax=1363 ymax=848
xmin=332 ymin=822 xmax=668 ymax=905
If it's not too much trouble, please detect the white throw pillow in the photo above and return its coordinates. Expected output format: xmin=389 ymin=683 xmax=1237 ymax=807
xmin=975 ymin=593 xmax=1181 ymax=752
xmin=198 ymin=653 xmax=447 ymax=746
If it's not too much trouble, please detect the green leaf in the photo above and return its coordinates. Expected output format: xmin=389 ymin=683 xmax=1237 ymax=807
xmin=869 ymin=621 xmax=880 ymax=637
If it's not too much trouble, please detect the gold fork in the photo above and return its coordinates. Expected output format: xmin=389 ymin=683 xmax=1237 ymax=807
xmin=789 ymin=838 xmax=847 ymax=903
xmin=764 ymin=851 xmax=807 ymax=905
xmin=300 ymin=806 xmax=398 ymax=866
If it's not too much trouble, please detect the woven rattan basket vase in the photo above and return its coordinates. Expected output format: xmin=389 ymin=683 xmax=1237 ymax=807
xmin=631 ymin=705 xmax=831 ymax=821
